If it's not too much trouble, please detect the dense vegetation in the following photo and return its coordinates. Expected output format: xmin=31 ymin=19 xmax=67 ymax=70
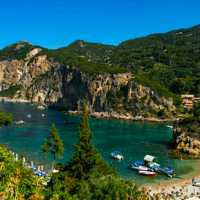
xmin=112 ymin=25 xmax=200 ymax=97
xmin=40 ymin=41 xmax=127 ymax=74
xmin=0 ymin=111 xmax=12 ymax=126
xmin=1 ymin=25 xmax=200 ymax=97
xmin=0 ymin=145 xmax=44 ymax=199
xmin=0 ymin=85 xmax=22 ymax=98
xmin=42 ymin=124 xmax=64 ymax=169
xmin=0 ymin=41 xmax=38 ymax=61
xmin=175 ymin=102 xmax=200 ymax=138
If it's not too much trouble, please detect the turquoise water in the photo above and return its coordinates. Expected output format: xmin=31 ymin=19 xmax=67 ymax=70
xmin=0 ymin=102 xmax=199 ymax=185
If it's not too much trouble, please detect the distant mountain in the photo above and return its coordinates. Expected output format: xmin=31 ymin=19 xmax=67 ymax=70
xmin=111 ymin=25 xmax=200 ymax=97
xmin=0 ymin=24 xmax=200 ymax=117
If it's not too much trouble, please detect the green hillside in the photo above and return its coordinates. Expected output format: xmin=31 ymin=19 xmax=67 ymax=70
xmin=1 ymin=24 xmax=200 ymax=96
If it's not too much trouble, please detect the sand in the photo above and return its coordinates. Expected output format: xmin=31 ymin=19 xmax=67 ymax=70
xmin=143 ymin=174 xmax=200 ymax=199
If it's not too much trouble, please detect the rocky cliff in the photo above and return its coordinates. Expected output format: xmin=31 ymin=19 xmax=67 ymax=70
xmin=173 ymin=117 xmax=200 ymax=156
xmin=0 ymin=42 xmax=177 ymax=120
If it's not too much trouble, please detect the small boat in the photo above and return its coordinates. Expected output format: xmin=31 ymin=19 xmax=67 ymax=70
xmin=15 ymin=120 xmax=25 ymax=125
xmin=52 ymin=169 xmax=59 ymax=173
xmin=159 ymin=167 xmax=175 ymax=178
xmin=148 ymin=162 xmax=161 ymax=172
xmin=27 ymin=114 xmax=31 ymax=118
xmin=34 ymin=170 xmax=46 ymax=177
xmin=130 ymin=160 xmax=145 ymax=167
xmin=37 ymin=105 xmax=46 ymax=110
xmin=166 ymin=125 xmax=173 ymax=129
xmin=192 ymin=179 xmax=200 ymax=187
xmin=110 ymin=151 xmax=124 ymax=160
xmin=132 ymin=165 xmax=152 ymax=171
xmin=139 ymin=170 xmax=156 ymax=176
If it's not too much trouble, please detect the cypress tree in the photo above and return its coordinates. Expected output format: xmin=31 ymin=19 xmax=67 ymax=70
xmin=67 ymin=103 xmax=114 ymax=179
xmin=42 ymin=124 xmax=64 ymax=169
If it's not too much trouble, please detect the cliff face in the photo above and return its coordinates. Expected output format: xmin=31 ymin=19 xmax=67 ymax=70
xmin=173 ymin=118 xmax=200 ymax=156
xmin=0 ymin=46 xmax=176 ymax=119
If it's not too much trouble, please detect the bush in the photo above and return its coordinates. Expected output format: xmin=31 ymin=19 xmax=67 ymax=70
xmin=0 ymin=111 xmax=12 ymax=126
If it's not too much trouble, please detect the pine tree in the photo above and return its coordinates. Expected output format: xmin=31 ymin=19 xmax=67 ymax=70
xmin=42 ymin=124 xmax=64 ymax=169
xmin=67 ymin=103 xmax=114 ymax=179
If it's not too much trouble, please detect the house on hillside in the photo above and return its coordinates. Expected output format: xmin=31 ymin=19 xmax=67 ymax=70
xmin=181 ymin=95 xmax=200 ymax=109
xmin=181 ymin=94 xmax=194 ymax=109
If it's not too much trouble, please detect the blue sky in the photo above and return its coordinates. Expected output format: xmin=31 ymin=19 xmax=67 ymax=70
xmin=0 ymin=0 xmax=200 ymax=49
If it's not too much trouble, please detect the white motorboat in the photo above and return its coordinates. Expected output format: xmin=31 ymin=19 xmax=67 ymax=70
xmin=192 ymin=179 xmax=200 ymax=187
xmin=15 ymin=120 xmax=25 ymax=125
xmin=111 ymin=151 xmax=124 ymax=160
xmin=139 ymin=170 xmax=156 ymax=176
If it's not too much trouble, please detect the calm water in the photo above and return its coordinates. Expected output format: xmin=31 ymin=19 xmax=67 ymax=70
xmin=0 ymin=102 xmax=199 ymax=185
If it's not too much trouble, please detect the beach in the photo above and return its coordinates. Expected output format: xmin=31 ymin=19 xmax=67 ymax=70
xmin=144 ymin=173 xmax=200 ymax=199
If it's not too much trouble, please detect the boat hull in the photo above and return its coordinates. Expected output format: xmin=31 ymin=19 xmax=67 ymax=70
xmin=139 ymin=170 xmax=156 ymax=176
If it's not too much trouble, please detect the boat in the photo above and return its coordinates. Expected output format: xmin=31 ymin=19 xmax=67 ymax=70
xmin=166 ymin=125 xmax=173 ymax=129
xmin=27 ymin=114 xmax=31 ymax=118
xmin=110 ymin=151 xmax=124 ymax=160
xmin=144 ymin=155 xmax=156 ymax=163
xmin=37 ymin=105 xmax=46 ymax=110
xmin=15 ymin=120 xmax=25 ymax=125
xmin=132 ymin=165 xmax=152 ymax=171
xmin=52 ymin=169 xmax=59 ymax=173
xmin=159 ymin=167 xmax=175 ymax=178
xmin=192 ymin=179 xmax=200 ymax=187
xmin=139 ymin=170 xmax=156 ymax=176
xmin=34 ymin=170 xmax=46 ymax=177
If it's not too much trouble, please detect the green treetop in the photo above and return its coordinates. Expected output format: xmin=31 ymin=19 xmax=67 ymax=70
xmin=193 ymin=102 xmax=200 ymax=118
xmin=67 ymin=103 xmax=114 ymax=179
xmin=42 ymin=124 xmax=64 ymax=168
xmin=0 ymin=111 xmax=12 ymax=126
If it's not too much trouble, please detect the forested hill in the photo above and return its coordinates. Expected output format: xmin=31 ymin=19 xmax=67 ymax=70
xmin=111 ymin=24 xmax=200 ymax=97
xmin=0 ymin=24 xmax=200 ymax=112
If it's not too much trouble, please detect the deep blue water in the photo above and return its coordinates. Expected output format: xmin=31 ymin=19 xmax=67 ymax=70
xmin=0 ymin=102 xmax=198 ymax=185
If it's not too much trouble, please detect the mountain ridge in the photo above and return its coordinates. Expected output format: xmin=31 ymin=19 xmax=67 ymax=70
xmin=0 ymin=24 xmax=200 ymax=119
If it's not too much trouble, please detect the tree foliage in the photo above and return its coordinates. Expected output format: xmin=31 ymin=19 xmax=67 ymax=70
xmin=67 ymin=103 xmax=114 ymax=179
xmin=0 ymin=111 xmax=12 ymax=126
xmin=42 ymin=124 xmax=64 ymax=162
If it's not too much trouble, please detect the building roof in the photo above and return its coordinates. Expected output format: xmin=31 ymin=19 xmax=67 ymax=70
xmin=181 ymin=94 xmax=194 ymax=98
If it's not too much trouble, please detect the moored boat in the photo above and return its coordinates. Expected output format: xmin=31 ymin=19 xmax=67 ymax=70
xmin=27 ymin=114 xmax=31 ymax=118
xmin=15 ymin=120 xmax=25 ymax=125
xmin=159 ymin=166 xmax=175 ymax=178
xmin=132 ymin=165 xmax=152 ymax=171
xmin=110 ymin=151 xmax=124 ymax=160
xmin=37 ymin=105 xmax=46 ymax=110
xmin=139 ymin=170 xmax=156 ymax=176
xmin=166 ymin=125 xmax=173 ymax=129
xmin=192 ymin=179 xmax=200 ymax=187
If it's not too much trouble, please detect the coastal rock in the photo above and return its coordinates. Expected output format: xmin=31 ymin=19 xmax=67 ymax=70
xmin=173 ymin=126 xmax=200 ymax=156
xmin=0 ymin=50 xmax=177 ymax=120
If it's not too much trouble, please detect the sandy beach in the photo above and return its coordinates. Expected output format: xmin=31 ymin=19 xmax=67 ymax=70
xmin=143 ymin=173 xmax=200 ymax=199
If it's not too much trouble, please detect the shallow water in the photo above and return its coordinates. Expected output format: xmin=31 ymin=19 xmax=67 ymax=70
xmin=0 ymin=102 xmax=199 ymax=185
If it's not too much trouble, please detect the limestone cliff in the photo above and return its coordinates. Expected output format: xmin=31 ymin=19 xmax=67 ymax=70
xmin=0 ymin=44 xmax=177 ymax=120
xmin=173 ymin=118 xmax=200 ymax=156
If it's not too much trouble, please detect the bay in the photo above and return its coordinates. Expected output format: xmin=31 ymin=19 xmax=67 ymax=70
xmin=0 ymin=102 xmax=198 ymax=185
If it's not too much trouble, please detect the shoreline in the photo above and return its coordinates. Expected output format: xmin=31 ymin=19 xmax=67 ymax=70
xmin=0 ymin=97 xmax=178 ymax=122
xmin=0 ymin=97 xmax=31 ymax=103
xmin=142 ymin=163 xmax=200 ymax=199
xmin=68 ymin=110 xmax=178 ymax=123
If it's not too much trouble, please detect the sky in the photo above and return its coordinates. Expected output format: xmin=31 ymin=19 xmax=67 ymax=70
xmin=0 ymin=0 xmax=200 ymax=49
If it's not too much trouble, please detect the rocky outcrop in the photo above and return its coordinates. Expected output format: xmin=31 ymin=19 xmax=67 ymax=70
xmin=173 ymin=123 xmax=200 ymax=156
xmin=0 ymin=48 xmax=177 ymax=120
